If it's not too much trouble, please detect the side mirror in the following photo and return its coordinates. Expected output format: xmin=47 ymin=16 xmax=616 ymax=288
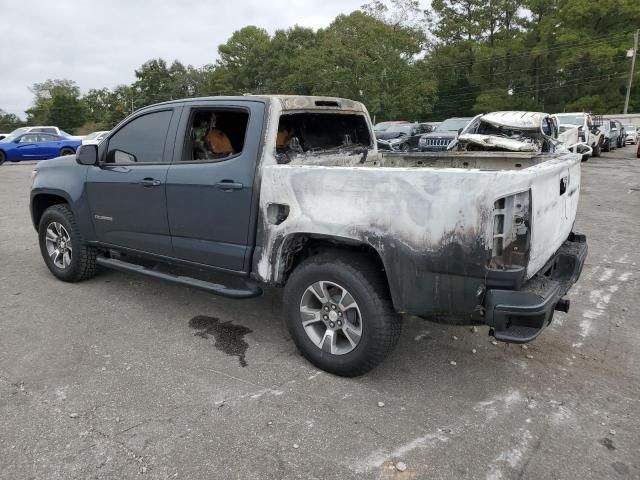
xmin=76 ymin=144 xmax=98 ymax=165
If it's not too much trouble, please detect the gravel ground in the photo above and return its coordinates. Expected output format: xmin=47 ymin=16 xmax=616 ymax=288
xmin=1 ymin=146 xmax=639 ymax=479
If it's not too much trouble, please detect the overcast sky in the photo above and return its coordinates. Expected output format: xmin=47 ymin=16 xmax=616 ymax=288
xmin=0 ymin=0 xmax=367 ymax=118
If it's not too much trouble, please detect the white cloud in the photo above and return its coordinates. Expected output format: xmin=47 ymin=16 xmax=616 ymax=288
xmin=0 ymin=0 xmax=365 ymax=117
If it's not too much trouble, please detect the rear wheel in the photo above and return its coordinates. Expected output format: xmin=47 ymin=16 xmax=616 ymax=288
xmin=603 ymin=140 xmax=610 ymax=152
xmin=284 ymin=252 xmax=401 ymax=377
xmin=60 ymin=147 xmax=75 ymax=156
xmin=38 ymin=204 xmax=98 ymax=282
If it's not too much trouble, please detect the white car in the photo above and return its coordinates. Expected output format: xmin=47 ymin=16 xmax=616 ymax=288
xmin=623 ymin=125 xmax=638 ymax=145
xmin=82 ymin=131 xmax=110 ymax=145
xmin=554 ymin=113 xmax=604 ymax=158
xmin=7 ymin=126 xmax=83 ymax=140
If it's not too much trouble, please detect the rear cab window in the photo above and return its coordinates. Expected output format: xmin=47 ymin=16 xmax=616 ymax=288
xmin=182 ymin=109 xmax=249 ymax=162
xmin=275 ymin=112 xmax=372 ymax=163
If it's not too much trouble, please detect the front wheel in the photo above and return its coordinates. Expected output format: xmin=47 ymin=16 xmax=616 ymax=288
xmin=0 ymin=151 xmax=6 ymax=166
xmin=592 ymin=143 xmax=601 ymax=157
xmin=38 ymin=204 xmax=98 ymax=282
xmin=284 ymin=252 xmax=401 ymax=377
xmin=59 ymin=147 xmax=75 ymax=156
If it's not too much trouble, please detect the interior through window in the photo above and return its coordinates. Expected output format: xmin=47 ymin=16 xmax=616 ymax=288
xmin=185 ymin=109 xmax=248 ymax=161
xmin=276 ymin=113 xmax=372 ymax=159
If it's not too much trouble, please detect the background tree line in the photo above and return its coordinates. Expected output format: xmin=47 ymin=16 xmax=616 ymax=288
xmin=2 ymin=0 xmax=638 ymax=134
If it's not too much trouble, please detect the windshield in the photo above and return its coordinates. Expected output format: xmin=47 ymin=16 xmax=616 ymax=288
xmin=0 ymin=134 xmax=19 ymax=143
xmin=9 ymin=127 xmax=29 ymax=136
xmin=435 ymin=118 xmax=471 ymax=132
xmin=374 ymin=123 xmax=391 ymax=132
xmin=624 ymin=125 xmax=636 ymax=131
xmin=386 ymin=124 xmax=412 ymax=134
xmin=556 ymin=115 xmax=584 ymax=126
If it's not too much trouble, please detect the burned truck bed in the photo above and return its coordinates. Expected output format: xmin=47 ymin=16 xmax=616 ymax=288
xmin=287 ymin=150 xmax=567 ymax=171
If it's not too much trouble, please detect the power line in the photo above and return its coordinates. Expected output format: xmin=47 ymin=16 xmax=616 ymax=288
xmin=427 ymin=30 xmax=636 ymax=71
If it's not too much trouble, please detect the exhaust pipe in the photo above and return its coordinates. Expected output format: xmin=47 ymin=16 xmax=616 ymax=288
xmin=555 ymin=298 xmax=570 ymax=313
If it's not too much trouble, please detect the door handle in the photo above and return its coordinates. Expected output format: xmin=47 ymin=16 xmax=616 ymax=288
xmin=215 ymin=180 xmax=243 ymax=192
xmin=139 ymin=177 xmax=161 ymax=187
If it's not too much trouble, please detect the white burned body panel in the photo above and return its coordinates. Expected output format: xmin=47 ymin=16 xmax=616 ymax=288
xmin=251 ymin=99 xmax=582 ymax=316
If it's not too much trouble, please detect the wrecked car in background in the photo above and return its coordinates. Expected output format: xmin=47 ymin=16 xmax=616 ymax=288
xmin=593 ymin=118 xmax=619 ymax=152
xmin=418 ymin=117 xmax=473 ymax=151
xmin=555 ymin=112 xmax=604 ymax=159
xmin=373 ymin=120 xmax=408 ymax=135
xmin=30 ymin=95 xmax=587 ymax=377
xmin=376 ymin=122 xmax=431 ymax=151
xmin=454 ymin=111 xmax=592 ymax=159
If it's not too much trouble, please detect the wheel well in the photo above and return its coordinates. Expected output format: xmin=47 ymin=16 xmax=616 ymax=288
xmin=60 ymin=147 xmax=75 ymax=154
xmin=32 ymin=194 xmax=67 ymax=231
xmin=280 ymin=235 xmax=387 ymax=283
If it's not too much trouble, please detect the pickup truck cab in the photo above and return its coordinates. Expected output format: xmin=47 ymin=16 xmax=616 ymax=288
xmin=30 ymin=96 xmax=587 ymax=376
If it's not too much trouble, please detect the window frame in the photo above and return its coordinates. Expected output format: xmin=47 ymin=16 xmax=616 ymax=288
xmin=19 ymin=134 xmax=39 ymax=143
xmin=103 ymin=107 xmax=175 ymax=166
xmin=178 ymin=106 xmax=252 ymax=165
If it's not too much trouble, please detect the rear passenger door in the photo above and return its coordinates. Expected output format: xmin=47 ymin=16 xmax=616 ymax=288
xmin=85 ymin=107 xmax=181 ymax=257
xmin=166 ymin=100 xmax=265 ymax=272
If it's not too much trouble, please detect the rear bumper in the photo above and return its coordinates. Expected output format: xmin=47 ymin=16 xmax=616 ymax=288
xmin=483 ymin=233 xmax=588 ymax=343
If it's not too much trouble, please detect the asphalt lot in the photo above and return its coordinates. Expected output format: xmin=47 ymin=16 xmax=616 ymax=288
xmin=1 ymin=147 xmax=639 ymax=480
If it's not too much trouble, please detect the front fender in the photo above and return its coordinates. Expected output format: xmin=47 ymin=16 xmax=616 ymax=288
xmin=30 ymin=158 xmax=95 ymax=240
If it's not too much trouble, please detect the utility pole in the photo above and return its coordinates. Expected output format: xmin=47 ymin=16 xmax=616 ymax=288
xmin=624 ymin=29 xmax=639 ymax=114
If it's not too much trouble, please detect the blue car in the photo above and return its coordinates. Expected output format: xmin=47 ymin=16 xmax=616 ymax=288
xmin=0 ymin=132 xmax=81 ymax=165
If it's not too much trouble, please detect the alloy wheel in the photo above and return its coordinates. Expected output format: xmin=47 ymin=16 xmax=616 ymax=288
xmin=45 ymin=222 xmax=73 ymax=269
xmin=299 ymin=281 xmax=363 ymax=355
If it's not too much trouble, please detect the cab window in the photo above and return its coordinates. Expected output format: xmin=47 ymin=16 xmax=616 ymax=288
xmin=106 ymin=110 xmax=173 ymax=164
xmin=183 ymin=109 xmax=249 ymax=161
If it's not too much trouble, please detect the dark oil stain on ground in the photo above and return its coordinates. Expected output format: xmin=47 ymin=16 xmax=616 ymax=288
xmin=189 ymin=316 xmax=252 ymax=367
xmin=599 ymin=437 xmax=616 ymax=451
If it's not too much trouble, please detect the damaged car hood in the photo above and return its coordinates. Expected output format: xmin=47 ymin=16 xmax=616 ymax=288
xmin=457 ymin=133 xmax=538 ymax=152
xmin=376 ymin=131 xmax=405 ymax=140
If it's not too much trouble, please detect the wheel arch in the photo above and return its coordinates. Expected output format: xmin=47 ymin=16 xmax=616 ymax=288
xmin=31 ymin=190 xmax=72 ymax=232
xmin=60 ymin=146 xmax=76 ymax=155
xmin=273 ymin=233 xmax=394 ymax=304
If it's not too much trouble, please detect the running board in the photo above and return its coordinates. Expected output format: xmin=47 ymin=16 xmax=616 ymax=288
xmin=96 ymin=256 xmax=262 ymax=299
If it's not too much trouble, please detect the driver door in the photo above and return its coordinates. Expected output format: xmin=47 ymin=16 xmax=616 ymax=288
xmin=85 ymin=107 xmax=182 ymax=257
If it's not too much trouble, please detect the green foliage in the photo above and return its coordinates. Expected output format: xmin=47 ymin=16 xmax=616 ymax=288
xmin=0 ymin=109 xmax=25 ymax=131
xmin=25 ymin=79 xmax=86 ymax=132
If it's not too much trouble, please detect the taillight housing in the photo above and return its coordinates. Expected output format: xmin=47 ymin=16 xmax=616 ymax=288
xmin=490 ymin=190 xmax=531 ymax=269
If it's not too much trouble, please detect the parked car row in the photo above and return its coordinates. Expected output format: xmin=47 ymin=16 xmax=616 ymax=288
xmin=0 ymin=127 xmax=110 ymax=165
xmin=374 ymin=112 xmax=638 ymax=162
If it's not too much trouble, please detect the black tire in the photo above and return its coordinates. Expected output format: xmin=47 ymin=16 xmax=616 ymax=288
xmin=592 ymin=143 xmax=601 ymax=157
xmin=0 ymin=150 xmax=6 ymax=166
xmin=603 ymin=140 xmax=610 ymax=152
xmin=38 ymin=204 xmax=98 ymax=282
xmin=60 ymin=147 xmax=75 ymax=156
xmin=283 ymin=251 xmax=401 ymax=377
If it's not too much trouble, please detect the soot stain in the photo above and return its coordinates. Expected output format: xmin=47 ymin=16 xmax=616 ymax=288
xmin=189 ymin=316 xmax=252 ymax=367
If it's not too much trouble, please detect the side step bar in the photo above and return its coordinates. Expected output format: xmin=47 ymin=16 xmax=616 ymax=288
xmin=96 ymin=256 xmax=262 ymax=299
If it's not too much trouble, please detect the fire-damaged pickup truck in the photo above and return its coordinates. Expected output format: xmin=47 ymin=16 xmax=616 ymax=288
xmin=30 ymin=96 xmax=587 ymax=376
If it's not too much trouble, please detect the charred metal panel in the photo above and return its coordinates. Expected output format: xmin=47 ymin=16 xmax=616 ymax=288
xmin=251 ymin=101 xmax=582 ymax=317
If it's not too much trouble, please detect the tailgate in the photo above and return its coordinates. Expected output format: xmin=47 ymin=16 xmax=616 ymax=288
xmin=527 ymin=156 xmax=581 ymax=278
